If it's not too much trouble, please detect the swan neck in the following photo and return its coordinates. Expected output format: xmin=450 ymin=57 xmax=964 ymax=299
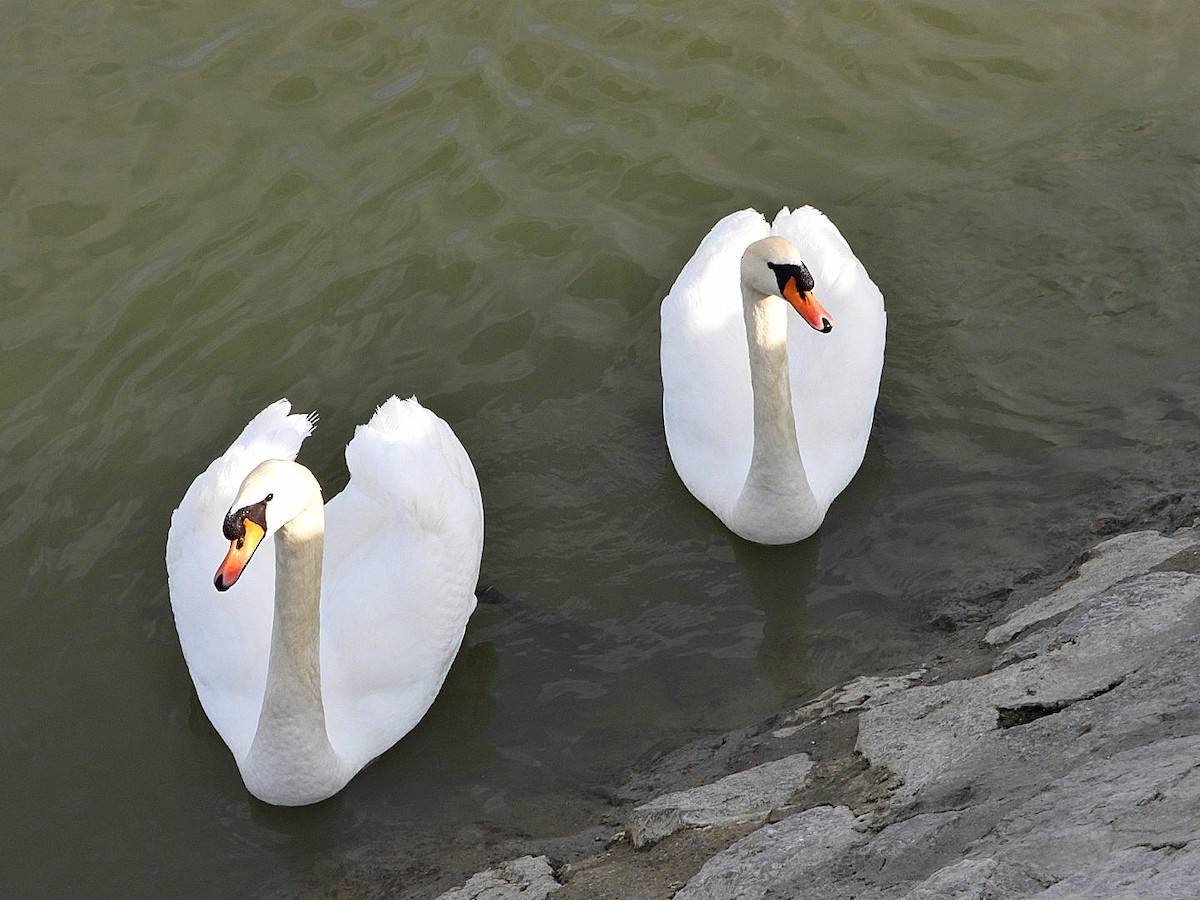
xmin=742 ymin=288 xmax=804 ymax=465
xmin=269 ymin=508 xmax=326 ymax=710
xmin=730 ymin=287 xmax=822 ymax=543
xmin=243 ymin=501 xmax=346 ymax=804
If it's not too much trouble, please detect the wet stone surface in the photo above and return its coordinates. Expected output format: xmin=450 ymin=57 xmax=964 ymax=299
xmin=437 ymin=522 xmax=1200 ymax=899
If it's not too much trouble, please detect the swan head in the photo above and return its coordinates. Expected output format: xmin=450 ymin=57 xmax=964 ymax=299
xmin=741 ymin=237 xmax=834 ymax=333
xmin=214 ymin=459 xmax=322 ymax=592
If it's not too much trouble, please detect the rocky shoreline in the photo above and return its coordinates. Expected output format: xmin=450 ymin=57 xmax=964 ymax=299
xmin=434 ymin=503 xmax=1200 ymax=899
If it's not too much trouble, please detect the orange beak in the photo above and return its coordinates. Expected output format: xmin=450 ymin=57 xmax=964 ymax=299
xmin=782 ymin=276 xmax=834 ymax=333
xmin=214 ymin=519 xmax=265 ymax=592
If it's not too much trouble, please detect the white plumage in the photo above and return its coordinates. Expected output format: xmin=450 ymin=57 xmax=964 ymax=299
xmin=661 ymin=206 xmax=886 ymax=543
xmin=166 ymin=396 xmax=483 ymax=804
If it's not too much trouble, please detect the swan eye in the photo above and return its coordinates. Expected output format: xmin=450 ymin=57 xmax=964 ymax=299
xmin=767 ymin=261 xmax=815 ymax=296
xmin=223 ymin=499 xmax=270 ymax=540
xmin=265 ymin=493 xmax=273 ymax=502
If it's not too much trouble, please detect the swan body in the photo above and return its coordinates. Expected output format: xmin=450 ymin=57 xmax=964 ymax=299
xmin=166 ymin=397 xmax=483 ymax=805
xmin=660 ymin=206 xmax=885 ymax=544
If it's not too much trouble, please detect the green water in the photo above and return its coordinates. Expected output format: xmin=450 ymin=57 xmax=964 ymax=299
xmin=3 ymin=1 xmax=1199 ymax=896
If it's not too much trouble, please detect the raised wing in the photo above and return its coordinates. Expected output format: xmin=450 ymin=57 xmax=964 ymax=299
xmin=320 ymin=396 xmax=484 ymax=770
xmin=771 ymin=207 xmax=886 ymax=506
xmin=660 ymin=209 xmax=771 ymax=520
xmin=166 ymin=400 xmax=316 ymax=759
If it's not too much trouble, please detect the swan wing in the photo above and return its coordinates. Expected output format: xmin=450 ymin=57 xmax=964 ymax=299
xmin=166 ymin=400 xmax=316 ymax=760
xmin=661 ymin=208 xmax=771 ymax=520
xmin=320 ymin=396 xmax=483 ymax=770
xmin=771 ymin=207 xmax=886 ymax=506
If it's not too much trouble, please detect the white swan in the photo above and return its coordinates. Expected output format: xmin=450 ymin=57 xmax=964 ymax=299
xmin=165 ymin=396 xmax=483 ymax=805
xmin=660 ymin=206 xmax=885 ymax=544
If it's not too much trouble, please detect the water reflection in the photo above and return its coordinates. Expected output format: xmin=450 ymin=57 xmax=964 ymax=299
xmin=730 ymin=537 xmax=819 ymax=696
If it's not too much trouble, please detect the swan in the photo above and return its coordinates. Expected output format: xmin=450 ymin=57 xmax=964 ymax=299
xmin=165 ymin=396 xmax=483 ymax=805
xmin=660 ymin=206 xmax=885 ymax=544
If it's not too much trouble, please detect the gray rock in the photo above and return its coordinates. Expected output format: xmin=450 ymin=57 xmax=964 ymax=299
xmin=445 ymin=524 xmax=1200 ymax=900
xmin=788 ymin=671 xmax=927 ymax=718
xmin=674 ymin=805 xmax=864 ymax=900
xmin=435 ymin=855 xmax=561 ymax=900
xmin=857 ymin=572 xmax=1200 ymax=808
xmin=896 ymin=858 xmax=997 ymax=899
xmin=1000 ymin=568 xmax=1200 ymax=666
xmin=626 ymin=753 xmax=814 ymax=849
xmin=861 ymin=811 xmax=966 ymax=882
xmin=973 ymin=735 xmax=1200 ymax=885
xmin=896 ymin=857 xmax=1040 ymax=899
xmin=1031 ymin=845 xmax=1200 ymax=899
xmin=985 ymin=530 xmax=1200 ymax=646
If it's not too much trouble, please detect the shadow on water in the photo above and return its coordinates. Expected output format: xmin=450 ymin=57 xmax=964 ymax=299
xmin=729 ymin=536 xmax=820 ymax=697
xmin=726 ymin=435 xmax=895 ymax=700
xmin=247 ymin=791 xmax=348 ymax=835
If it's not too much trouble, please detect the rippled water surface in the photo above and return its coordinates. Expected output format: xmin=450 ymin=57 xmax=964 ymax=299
xmin=4 ymin=1 xmax=1200 ymax=896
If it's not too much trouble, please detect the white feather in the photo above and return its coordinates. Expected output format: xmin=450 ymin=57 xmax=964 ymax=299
xmin=661 ymin=206 xmax=886 ymax=539
xmin=166 ymin=397 xmax=483 ymax=798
